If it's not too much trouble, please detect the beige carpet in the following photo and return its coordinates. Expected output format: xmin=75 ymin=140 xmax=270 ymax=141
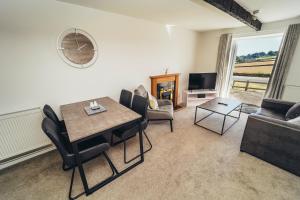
xmin=1 ymin=107 xmax=300 ymax=200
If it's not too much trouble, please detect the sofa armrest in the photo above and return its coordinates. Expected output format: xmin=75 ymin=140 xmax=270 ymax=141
xmin=241 ymin=114 xmax=300 ymax=154
xmin=157 ymin=99 xmax=173 ymax=107
xmin=261 ymin=98 xmax=295 ymax=114
xmin=249 ymin=114 xmax=300 ymax=130
xmin=240 ymin=114 xmax=300 ymax=176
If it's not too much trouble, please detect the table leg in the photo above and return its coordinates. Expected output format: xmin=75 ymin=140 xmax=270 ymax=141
xmin=138 ymin=121 xmax=144 ymax=162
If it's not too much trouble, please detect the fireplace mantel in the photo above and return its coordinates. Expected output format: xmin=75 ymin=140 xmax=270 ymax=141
xmin=150 ymin=73 xmax=180 ymax=107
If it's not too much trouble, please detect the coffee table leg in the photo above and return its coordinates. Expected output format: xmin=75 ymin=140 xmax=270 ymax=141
xmin=238 ymin=104 xmax=243 ymax=119
xmin=194 ymin=107 xmax=198 ymax=124
xmin=221 ymin=115 xmax=226 ymax=135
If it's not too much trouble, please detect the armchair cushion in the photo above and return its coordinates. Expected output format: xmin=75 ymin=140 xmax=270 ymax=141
xmin=286 ymin=103 xmax=300 ymax=120
xmin=148 ymin=105 xmax=173 ymax=120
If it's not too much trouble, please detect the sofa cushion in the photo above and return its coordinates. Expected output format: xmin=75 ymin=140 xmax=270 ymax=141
xmin=134 ymin=85 xmax=148 ymax=98
xmin=286 ymin=103 xmax=300 ymax=120
xmin=256 ymin=108 xmax=285 ymax=121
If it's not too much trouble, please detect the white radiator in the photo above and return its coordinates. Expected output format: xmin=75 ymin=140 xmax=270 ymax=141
xmin=0 ymin=107 xmax=52 ymax=169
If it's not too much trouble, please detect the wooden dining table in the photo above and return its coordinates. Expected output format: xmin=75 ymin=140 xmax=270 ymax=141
xmin=60 ymin=96 xmax=144 ymax=196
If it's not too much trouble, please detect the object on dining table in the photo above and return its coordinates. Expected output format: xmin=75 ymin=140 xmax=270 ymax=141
xmin=90 ymin=100 xmax=101 ymax=110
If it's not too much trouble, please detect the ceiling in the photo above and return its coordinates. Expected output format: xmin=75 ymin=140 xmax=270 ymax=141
xmin=236 ymin=0 xmax=300 ymax=23
xmin=60 ymin=0 xmax=300 ymax=31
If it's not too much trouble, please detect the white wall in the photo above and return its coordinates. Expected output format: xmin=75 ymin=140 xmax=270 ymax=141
xmin=0 ymin=0 xmax=198 ymax=115
xmin=195 ymin=17 xmax=300 ymax=101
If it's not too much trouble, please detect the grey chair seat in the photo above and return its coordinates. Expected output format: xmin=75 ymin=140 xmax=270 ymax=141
xmin=113 ymin=119 xmax=147 ymax=139
xmin=255 ymin=108 xmax=285 ymax=120
xmin=148 ymin=105 xmax=173 ymax=120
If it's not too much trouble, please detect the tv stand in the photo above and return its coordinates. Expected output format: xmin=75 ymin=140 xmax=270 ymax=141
xmin=183 ymin=89 xmax=217 ymax=107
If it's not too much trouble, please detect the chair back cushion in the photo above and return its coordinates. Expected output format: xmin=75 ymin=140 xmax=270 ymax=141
xmin=134 ymin=85 xmax=148 ymax=98
xmin=132 ymin=95 xmax=148 ymax=120
xmin=43 ymin=104 xmax=60 ymax=125
xmin=286 ymin=103 xmax=300 ymax=120
xmin=119 ymin=89 xmax=132 ymax=108
xmin=42 ymin=117 xmax=74 ymax=167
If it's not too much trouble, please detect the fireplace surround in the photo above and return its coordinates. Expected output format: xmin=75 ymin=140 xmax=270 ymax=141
xmin=150 ymin=73 xmax=179 ymax=108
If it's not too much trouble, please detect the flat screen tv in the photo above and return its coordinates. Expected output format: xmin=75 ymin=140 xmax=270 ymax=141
xmin=188 ymin=73 xmax=217 ymax=90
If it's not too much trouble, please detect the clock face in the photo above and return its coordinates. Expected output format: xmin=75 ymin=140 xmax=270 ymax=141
xmin=57 ymin=28 xmax=97 ymax=68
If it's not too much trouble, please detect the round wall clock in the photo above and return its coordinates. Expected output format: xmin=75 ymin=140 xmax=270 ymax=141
xmin=57 ymin=28 xmax=98 ymax=68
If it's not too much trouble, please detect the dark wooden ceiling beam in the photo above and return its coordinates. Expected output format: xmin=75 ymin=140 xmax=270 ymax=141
xmin=204 ymin=0 xmax=262 ymax=31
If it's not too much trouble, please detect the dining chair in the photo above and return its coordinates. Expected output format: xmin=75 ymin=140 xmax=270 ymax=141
xmin=119 ymin=89 xmax=132 ymax=108
xmin=43 ymin=104 xmax=66 ymax=131
xmin=42 ymin=117 xmax=117 ymax=200
xmin=43 ymin=104 xmax=72 ymax=152
xmin=111 ymin=95 xmax=152 ymax=164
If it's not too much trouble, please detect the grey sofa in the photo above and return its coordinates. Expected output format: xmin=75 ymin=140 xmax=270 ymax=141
xmin=240 ymin=98 xmax=300 ymax=176
xmin=134 ymin=85 xmax=174 ymax=132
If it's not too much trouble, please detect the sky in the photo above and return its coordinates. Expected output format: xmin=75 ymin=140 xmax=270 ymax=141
xmin=236 ymin=35 xmax=283 ymax=56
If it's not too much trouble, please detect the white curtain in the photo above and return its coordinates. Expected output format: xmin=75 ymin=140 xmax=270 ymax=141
xmin=265 ymin=23 xmax=300 ymax=99
xmin=215 ymin=34 xmax=233 ymax=97
xmin=225 ymin=41 xmax=238 ymax=97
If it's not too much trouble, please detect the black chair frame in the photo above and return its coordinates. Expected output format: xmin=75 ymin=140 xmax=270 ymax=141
xmin=68 ymin=152 xmax=117 ymax=200
xmin=42 ymin=117 xmax=118 ymax=200
xmin=111 ymin=94 xmax=151 ymax=164
xmin=111 ymin=129 xmax=152 ymax=164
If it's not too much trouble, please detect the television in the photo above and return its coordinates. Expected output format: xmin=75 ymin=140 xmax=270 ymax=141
xmin=188 ymin=73 xmax=217 ymax=90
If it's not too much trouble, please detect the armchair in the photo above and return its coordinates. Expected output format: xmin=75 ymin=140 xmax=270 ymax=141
xmin=134 ymin=85 xmax=174 ymax=132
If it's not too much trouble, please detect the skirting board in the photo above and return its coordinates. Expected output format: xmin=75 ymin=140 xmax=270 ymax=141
xmin=0 ymin=145 xmax=54 ymax=170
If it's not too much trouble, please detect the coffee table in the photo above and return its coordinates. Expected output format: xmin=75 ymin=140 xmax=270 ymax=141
xmin=194 ymin=97 xmax=242 ymax=135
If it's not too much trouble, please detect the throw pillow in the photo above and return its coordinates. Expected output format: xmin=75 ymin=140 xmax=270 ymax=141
xmin=134 ymin=85 xmax=148 ymax=98
xmin=148 ymin=92 xmax=159 ymax=110
xmin=285 ymin=103 xmax=300 ymax=120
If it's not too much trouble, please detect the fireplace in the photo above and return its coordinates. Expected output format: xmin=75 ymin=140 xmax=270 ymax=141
xmin=157 ymin=81 xmax=175 ymax=101
xmin=150 ymin=73 xmax=179 ymax=108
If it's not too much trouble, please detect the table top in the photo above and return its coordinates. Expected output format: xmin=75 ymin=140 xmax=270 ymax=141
xmin=197 ymin=97 xmax=241 ymax=115
xmin=61 ymin=97 xmax=141 ymax=143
